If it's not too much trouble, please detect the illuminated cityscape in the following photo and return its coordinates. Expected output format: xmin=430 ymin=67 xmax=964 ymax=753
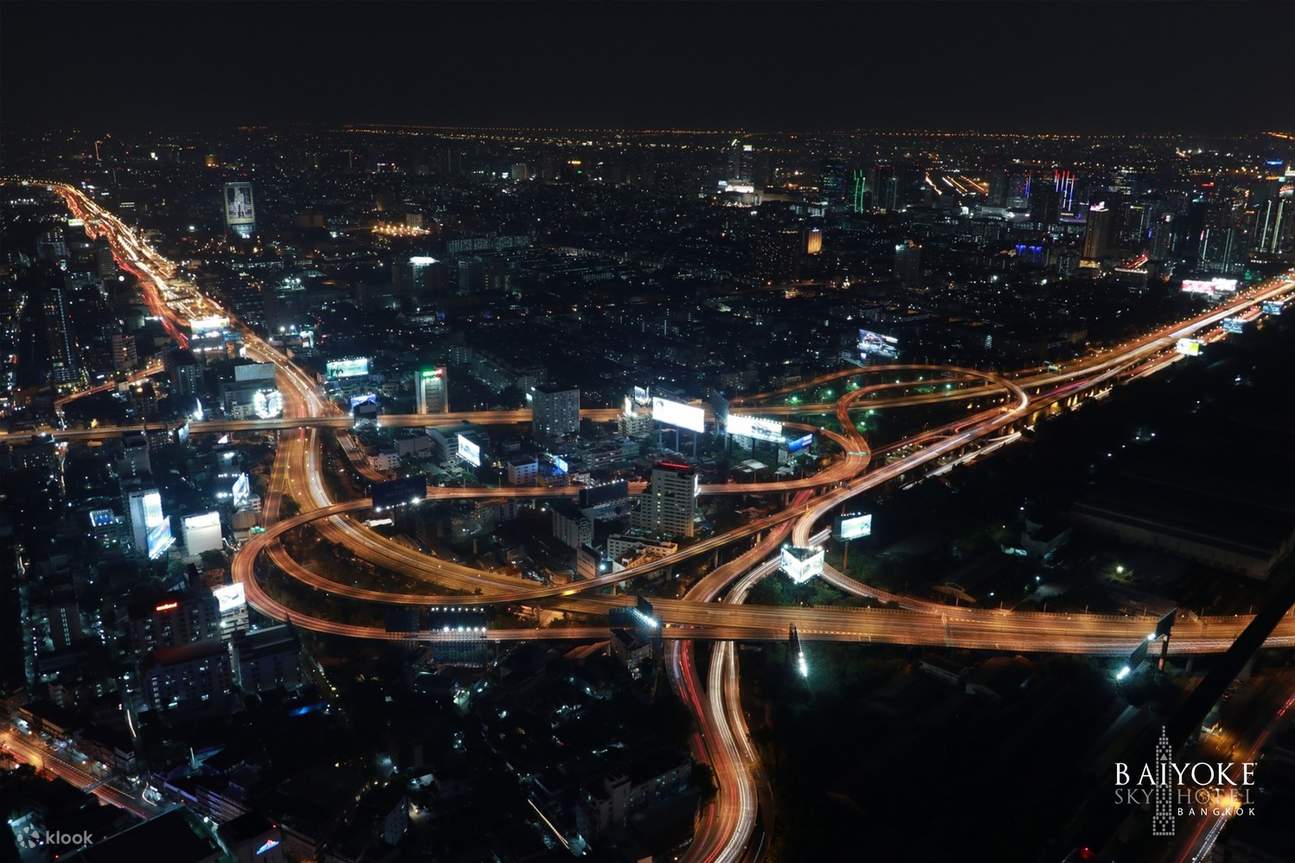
xmin=1 ymin=3 xmax=1294 ymax=862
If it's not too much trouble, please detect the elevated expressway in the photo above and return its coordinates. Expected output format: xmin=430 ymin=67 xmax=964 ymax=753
xmin=20 ymin=179 xmax=1295 ymax=862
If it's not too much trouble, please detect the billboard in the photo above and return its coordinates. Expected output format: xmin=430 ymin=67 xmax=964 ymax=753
xmin=234 ymin=362 xmax=277 ymax=383
xmin=457 ymin=433 xmax=481 ymax=467
xmin=1181 ymin=277 xmax=1238 ymax=294
xmin=727 ymin=413 xmax=784 ymax=443
xmin=1262 ymin=299 xmax=1287 ymax=315
xmin=651 ymin=397 xmax=705 ymax=433
xmin=212 ymin=583 xmax=246 ymax=614
xmin=780 ymin=545 xmax=825 ymax=585
xmin=224 ymin=182 xmax=255 ymax=229
xmin=252 ymin=388 xmax=284 ymax=419
xmin=1222 ymin=317 xmax=1248 ymax=334
xmin=326 ymin=357 xmax=370 ymax=379
xmin=546 ymin=453 xmax=569 ymax=474
xmin=578 ymin=480 xmax=629 ymax=509
xmin=349 ymin=393 xmax=378 ymax=409
xmin=834 ymin=512 xmax=873 ymax=541
xmin=189 ymin=315 xmax=229 ymax=335
xmin=632 ymin=385 xmax=651 ymax=405
xmin=182 ymin=511 xmax=222 ymax=555
xmin=858 ymin=329 xmax=900 ymax=359
xmin=787 ymin=433 xmax=814 ymax=453
xmin=1175 ymin=338 xmax=1203 ymax=357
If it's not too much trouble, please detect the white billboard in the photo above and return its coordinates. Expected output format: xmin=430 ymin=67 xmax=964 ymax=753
xmin=190 ymin=316 xmax=229 ymax=335
xmin=858 ymin=329 xmax=900 ymax=359
xmin=1181 ymin=277 xmax=1237 ymax=294
xmin=138 ymin=491 xmax=174 ymax=560
xmin=326 ymin=357 xmax=370 ymax=379
xmin=224 ymin=182 xmax=255 ymax=227
xmin=212 ymin=583 xmax=246 ymax=613
xmin=252 ymin=388 xmax=284 ymax=419
xmin=835 ymin=512 xmax=873 ymax=541
xmin=780 ymin=545 xmax=825 ymax=585
xmin=652 ymin=397 xmax=705 ymax=433
xmin=457 ymin=433 xmax=481 ymax=468
xmin=182 ymin=511 xmax=223 ymax=555
xmin=727 ymin=414 xmax=783 ymax=442
xmin=1175 ymin=338 xmax=1203 ymax=357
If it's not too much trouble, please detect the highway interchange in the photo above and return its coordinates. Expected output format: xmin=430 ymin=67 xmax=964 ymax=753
xmin=17 ymin=179 xmax=1295 ymax=863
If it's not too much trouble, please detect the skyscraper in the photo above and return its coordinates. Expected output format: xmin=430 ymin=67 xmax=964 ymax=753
xmin=631 ymin=462 xmax=698 ymax=538
xmin=415 ymin=367 xmax=449 ymax=414
xmin=893 ymin=240 xmax=922 ymax=286
xmin=849 ymin=169 xmax=867 ymax=214
xmin=870 ymin=165 xmax=898 ymax=211
xmin=1083 ymin=203 xmax=1113 ymax=260
xmin=42 ymin=282 xmax=80 ymax=388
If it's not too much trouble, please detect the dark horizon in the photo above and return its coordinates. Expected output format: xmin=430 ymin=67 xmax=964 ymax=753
xmin=3 ymin=2 xmax=1292 ymax=136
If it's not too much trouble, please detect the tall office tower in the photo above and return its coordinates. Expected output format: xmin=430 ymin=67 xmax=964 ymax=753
xmin=531 ymin=385 xmax=580 ymax=446
xmin=1029 ymin=176 xmax=1059 ymax=227
xmin=127 ymin=589 xmax=220 ymax=654
xmin=1253 ymin=183 xmax=1294 ymax=254
xmin=125 ymin=485 xmax=174 ymax=560
xmin=870 ymin=164 xmax=898 ymax=211
xmin=893 ymin=240 xmax=922 ymax=286
xmin=415 ymin=367 xmax=449 ymax=414
xmin=850 ymin=169 xmax=868 ymax=213
xmin=1054 ymin=169 xmax=1077 ymax=213
xmin=393 ymin=255 xmax=447 ymax=306
xmin=223 ymin=182 xmax=255 ymax=239
xmin=820 ymin=159 xmax=848 ymax=206
xmin=987 ymin=169 xmax=1008 ymax=208
xmin=753 ymin=226 xmax=802 ymax=285
xmin=1197 ymin=202 xmax=1242 ymax=274
xmin=1149 ymin=211 xmax=1177 ymax=260
xmin=1005 ymin=169 xmax=1031 ymax=210
xmin=631 ymin=462 xmax=698 ymax=538
xmin=1119 ymin=202 xmax=1152 ymax=247
xmin=111 ymin=332 xmax=138 ymax=372
xmin=728 ymin=137 xmax=753 ymax=181
xmin=1082 ymin=203 xmax=1113 ymax=260
xmin=42 ymin=283 xmax=80 ymax=388
xmin=165 ymin=347 xmax=201 ymax=396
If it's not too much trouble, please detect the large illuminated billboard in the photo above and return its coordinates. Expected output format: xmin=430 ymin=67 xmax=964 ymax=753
xmin=727 ymin=414 xmax=784 ymax=442
xmin=1175 ymin=338 xmax=1203 ymax=357
xmin=212 ymin=583 xmax=246 ymax=614
xmin=223 ymin=182 xmax=255 ymax=235
xmin=858 ymin=329 xmax=900 ymax=360
xmin=834 ymin=512 xmax=873 ymax=541
xmin=780 ymin=545 xmax=825 ymax=585
xmin=1222 ymin=317 xmax=1248 ymax=334
xmin=1181 ymin=277 xmax=1237 ymax=294
xmin=189 ymin=316 xmax=229 ymax=335
xmin=651 ymin=397 xmax=705 ymax=433
xmin=89 ymin=508 xmax=116 ymax=528
xmin=252 ymin=388 xmax=284 ymax=419
xmin=1262 ymin=299 xmax=1287 ymax=316
xmin=133 ymin=490 xmax=174 ymax=560
xmin=787 ymin=433 xmax=814 ymax=453
xmin=326 ymin=357 xmax=370 ymax=379
xmin=456 ymin=433 xmax=481 ymax=468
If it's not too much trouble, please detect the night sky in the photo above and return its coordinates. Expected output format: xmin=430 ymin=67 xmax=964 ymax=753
xmin=3 ymin=2 xmax=1289 ymax=134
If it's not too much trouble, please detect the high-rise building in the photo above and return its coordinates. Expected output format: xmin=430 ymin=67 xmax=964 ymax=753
xmin=43 ymin=283 xmax=80 ymax=388
xmin=728 ymin=137 xmax=753 ymax=182
xmin=165 ymin=348 xmax=201 ymax=396
xmin=1253 ymin=183 xmax=1294 ymax=254
xmin=850 ymin=169 xmax=867 ymax=214
xmin=754 ymin=227 xmax=802 ymax=285
xmin=893 ymin=240 xmax=922 ymax=286
xmin=1029 ymin=176 xmax=1059 ymax=226
xmin=393 ymin=255 xmax=448 ymax=305
xmin=870 ymin=165 xmax=898 ymax=211
xmin=1083 ymin=203 xmax=1113 ymax=260
xmin=631 ymin=462 xmax=698 ymax=538
xmin=128 ymin=589 xmax=220 ymax=655
xmin=820 ymin=159 xmax=848 ymax=206
xmin=125 ymin=485 xmax=174 ymax=560
xmin=531 ymin=385 xmax=580 ymax=446
xmin=110 ymin=332 xmax=138 ymax=372
xmin=139 ymin=640 xmax=233 ymax=715
xmin=1197 ymin=202 xmax=1242 ymax=274
xmin=415 ymin=367 xmax=449 ymax=414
